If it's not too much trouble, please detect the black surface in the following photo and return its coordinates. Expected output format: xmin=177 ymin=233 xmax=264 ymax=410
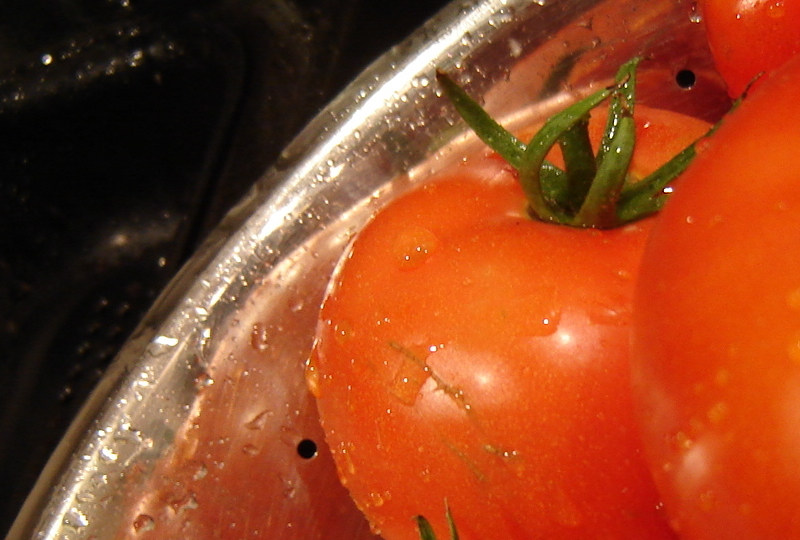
xmin=0 ymin=0 xmax=447 ymax=535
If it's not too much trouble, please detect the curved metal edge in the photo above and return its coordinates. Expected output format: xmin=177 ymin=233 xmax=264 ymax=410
xmin=5 ymin=1 xmax=537 ymax=538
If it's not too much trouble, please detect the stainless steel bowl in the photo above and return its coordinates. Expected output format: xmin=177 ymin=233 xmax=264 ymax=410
xmin=7 ymin=0 xmax=728 ymax=538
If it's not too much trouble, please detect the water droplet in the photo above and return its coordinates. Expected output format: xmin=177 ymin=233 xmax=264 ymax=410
xmin=788 ymin=331 xmax=800 ymax=364
xmin=193 ymin=462 xmax=208 ymax=480
xmin=169 ymin=492 xmax=198 ymax=513
xmin=242 ymin=444 xmax=260 ymax=456
xmin=414 ymin=75 xmax=430 ymax=88
xmin=99 ymin=446 xmax=119 ymax=462
xmin=251 ymin=322 xmax=269 ymax=351
xmin=786 ymin=287 xmax=800 ymax=310
xmin=689 ymin=5 xmax=703 ymax=23
xmin=707 ymin=401 xmax=729 ymax=424
xmin=768 ymin=0 xmax=786 ymax=19
xmin=587 ymin=303 xmax=629 ymax=326
xmin=306 ymin=355 xmax=322 ymax=398
xmin=368 ymin=491 xmax=391 ymax=507
xmin=333 ymin=320 xmax=354 ymax=343
xmin=391 ymin=226 xmax=439 ymax=270
xmin=673 ymin=431 xmax=693 ymax=452
xmin=194 ymin=372 xmax=215 ymax=389
xmin=390 ymin=351 xmax=431 ymax=406
xmin=245 ymin=409 xmax=273 ymax=430
xmin=283 ymin=479 xmax=297 ymax=499
xmin=530 ymin=312 xmax=561 ymax=336
xmin=715 ymin=369 xmax=731 ymax=386
xmin=337 ymin=441 xmax=357 ymax=475
xmin=75 ymin=490 xmax=96 ymax=504
xmin=132 ymin=514 xmax=155 ymax=533
xmin=153 ymin=335 xmax=178 ymax=347
xmin=63 ymin=507 xmax=89 ymax=529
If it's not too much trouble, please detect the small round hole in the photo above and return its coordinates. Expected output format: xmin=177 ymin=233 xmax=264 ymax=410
xmin=297 ymin=438 xmax=318 ymax=459
xmin=676 ymin=69 xmax=697 ymax=89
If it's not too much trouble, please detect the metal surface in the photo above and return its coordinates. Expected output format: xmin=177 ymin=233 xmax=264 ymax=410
xmin=7 ymin=0 xmax=728 ymax=538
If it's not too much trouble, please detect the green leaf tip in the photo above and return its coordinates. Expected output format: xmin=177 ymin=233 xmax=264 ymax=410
xmin=415 ymin=502 xmax=460 ymax=540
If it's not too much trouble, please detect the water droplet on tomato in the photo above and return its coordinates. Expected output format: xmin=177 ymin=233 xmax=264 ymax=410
xmin=785 ymin=287 xmax=800 ymax=310
xmin=673 ymin=431 xmax=694 ymax=452
xmin=787 ymin=331 xmax=800 ymax=364
xmin=530 ymin=312 xmax=561 ymax=336
xmin=388 ymin=344 xmax=432 ymax=405
xmin=367 ymin=491 xmax=391 ymax=508
xmin=242 ymin=444 xmax=260 ymax=456
xmin=391 ymin=226 xmax=439 ymax=270
xmin=768 ymin=0 xmax=786 ymax=19
xmin=337 ymin=441 xmax=357 ymax=476
xmin=334 ymin=320 xmax=355 ymax=343
xmin=586 ymin=303 xmax=629 ymax=326
xmin=707 ymin=401 xmax=729 ymax=424
xmin=390 ymin=361 xmax=431 ymax=406
xmin=698 ymin=490 xmax=717 ymax=512
xmin=306 ymin=354 xmax=322 ymax=398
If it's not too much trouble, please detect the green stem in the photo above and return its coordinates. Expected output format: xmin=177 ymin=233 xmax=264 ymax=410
xmin=437 ymin=56 xmax=721 ymax=229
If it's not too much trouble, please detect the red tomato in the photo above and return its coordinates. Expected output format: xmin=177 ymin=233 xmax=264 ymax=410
xmin=699 ymin=0 xmax=800 ymax=97
xmin=632 ymin=55 xmax=800 ymax=539
xmin=308 ymin=106 xmax=710 ymax=540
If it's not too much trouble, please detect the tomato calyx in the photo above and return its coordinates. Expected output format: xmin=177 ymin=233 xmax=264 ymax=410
xmin=437 ymin=58 xmax=710 ymax=229
xmin=415 ymin=505 xmax=459 ymax=540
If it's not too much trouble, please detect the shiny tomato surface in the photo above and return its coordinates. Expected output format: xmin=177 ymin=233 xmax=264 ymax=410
xmin=699 ymin=0 xmax=800 ymax=97
xmin=632 ymin=55 xmax=800 ymax=539
xmin=309 ymin=106 xmax=710 ymax=540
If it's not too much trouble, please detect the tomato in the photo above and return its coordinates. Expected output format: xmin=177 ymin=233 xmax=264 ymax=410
xmin=308 ymin=104 xmax=711 ymax=540
xmin=699 ymin=0 xmax=800 ymax=97
xmin=631 ymin=54 xmax=800 ymax=539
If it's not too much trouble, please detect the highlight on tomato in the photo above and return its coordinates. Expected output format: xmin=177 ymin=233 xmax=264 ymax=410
xmin=698 ymin=0 xmax=800 ymax=97
xmin=307 ymin=59 xmax=713 ymax=540
xmin=631 ymin=54 xmax=800 ymax=539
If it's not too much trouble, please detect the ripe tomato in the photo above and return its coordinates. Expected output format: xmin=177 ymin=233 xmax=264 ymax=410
xmin=632 ymin=55 xmax=800 ymax=539
xmin=308 ymin=104 xmax=710 ymax=540
xmin=699 ymin=0 xmax=800 ymax=97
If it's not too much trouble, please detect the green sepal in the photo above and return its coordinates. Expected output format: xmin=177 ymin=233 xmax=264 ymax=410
xmin=518 ymin=82 xmax=614 ymax=223
xmin=438 ymin=56 xmax=721 ymax=228
xmin=556 ymin=115 xmax=596 ymax=213
xmin=416 ymin=516 xmax=438 ymax=540
xmin=435 ymin=70 xmax=527 ymax=169
xmin=571 ymin=57 xmax=639 ymax=227
xmin=415 ymin=503 xmax=460 ymax=540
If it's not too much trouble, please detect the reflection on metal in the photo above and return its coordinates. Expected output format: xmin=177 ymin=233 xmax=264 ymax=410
xmin=8 ymin=0 xmax=728 ymax=538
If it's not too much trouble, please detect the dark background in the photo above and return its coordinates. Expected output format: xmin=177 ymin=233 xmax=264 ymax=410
xmin=0 ymin=0 xmax=449 ymax=534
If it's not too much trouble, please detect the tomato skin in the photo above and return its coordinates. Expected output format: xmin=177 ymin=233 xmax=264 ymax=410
xmin=632 ymin=55 xmax=800 ymax=539
xmin=310 ymin=107 xmax=709 ymax=540
xmin=699 ymin=0 xmax=800 ymax=97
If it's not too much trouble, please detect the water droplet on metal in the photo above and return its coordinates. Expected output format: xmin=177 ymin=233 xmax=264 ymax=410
xmin=132 ymin=514 xmax=155 ymax=533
